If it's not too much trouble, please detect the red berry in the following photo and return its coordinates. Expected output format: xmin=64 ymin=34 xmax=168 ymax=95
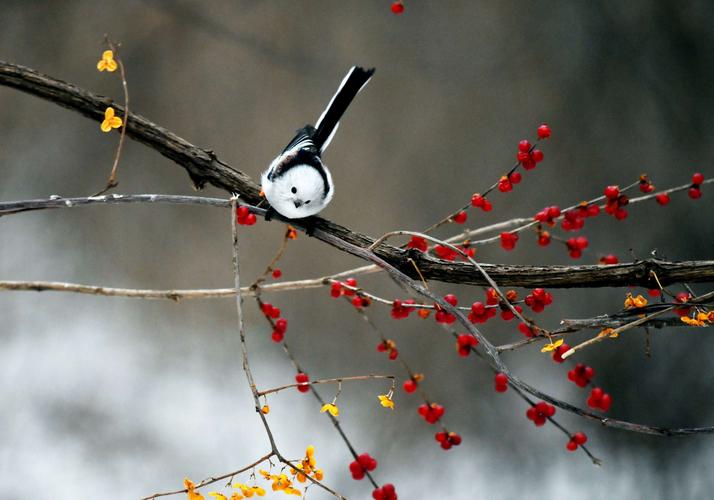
xmin=244 ymin=213 xmax=257 ymax=225
xmin=573 ymin=432 xmax=588 ymax=445
xmin=295 ymin=373 xmax=310 ymax=393
xmin=407 ymin=235 xmax=428 ymax=252
xmin=530 ymin=149 xmax=544 ymax=163
xmin=604 ymin=185 xmax=620 ymax=199
xmin=566 ymin=440 xmax=578 ymax=451
xmin=443 ymin=294 xmax=458 ymax=307
xmin=452 ymin=210 xmax=468 ymax=224
xmin=500 ymin=232 xmax=519 ymax=251
xmin=498 ymin=177 xmax=513 ymax=192
xmin=600 ymin=254 xmax=619 ymax=265
xmin=236 ymin=206 xmax=250 ymax=219
xmin=471 ymin=193 xmax=484 ymax=207
xmin=656 ymin=193 xmax=671 ymax=205
xmin=271 ymin=268 xmax=282 ymax=279
xmin=517 ymin=151 xmax=530 ymax=163
xmin=537 ymin=124 xmax=551 ymax=139
xmin=271 ymin=331 xmax=284 ymax=343
xmin=274 ymin=318 xmax=288 ymax=333
xmin=390 ymin=1 xmax=404 ymax=14
xmin=689 ymin=187 xmax=702 ymax=199
xmin=403 ymin=379 xmax=417 ymax=393
xmin=552 ymin=343 xmax=570 ymax=363
xmin=518 ymin=139 xmax=531 ymax=153
xmin=692 ymin=172 xmax=704 ymax=185
xmin=509 ymin=171 xmax=522 ymax=184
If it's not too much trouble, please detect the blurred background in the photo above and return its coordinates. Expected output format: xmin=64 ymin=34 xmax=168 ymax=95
xmin=1 ymin=1 xmax=713 ymax=499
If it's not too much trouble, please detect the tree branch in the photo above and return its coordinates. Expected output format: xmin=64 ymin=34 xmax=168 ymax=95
xmin=2 ymin=60 xmax=712 ymax=288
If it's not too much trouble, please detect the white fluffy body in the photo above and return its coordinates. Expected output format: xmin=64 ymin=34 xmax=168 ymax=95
xmin=261 ymin=161 xmax=333 ymax=219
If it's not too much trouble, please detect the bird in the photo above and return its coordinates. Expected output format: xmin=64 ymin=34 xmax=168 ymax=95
xmin=261 ymin=66 xmax=375 ymax=226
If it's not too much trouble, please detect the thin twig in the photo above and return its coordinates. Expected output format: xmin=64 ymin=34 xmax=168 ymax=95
xmin=140 ymin=452 xmax=273 ymax=500
xmin=257 ymin=374 xmax=395 ymax=397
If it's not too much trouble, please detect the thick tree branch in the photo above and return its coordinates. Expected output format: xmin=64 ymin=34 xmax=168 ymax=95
xmin=2 ymin=61 xmax=712 ymax=288
xmin=1 ymin=193 xmax=714 ymax=288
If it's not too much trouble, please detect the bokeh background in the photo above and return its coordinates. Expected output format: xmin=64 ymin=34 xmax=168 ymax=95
xmin=1 ymin=1 xmax=713 ymax=499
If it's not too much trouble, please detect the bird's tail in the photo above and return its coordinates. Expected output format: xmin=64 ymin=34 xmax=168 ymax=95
xmin=313 ymin=66 xmax=374 ymax=152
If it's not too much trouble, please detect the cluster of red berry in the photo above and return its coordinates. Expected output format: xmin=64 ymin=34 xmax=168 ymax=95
xmin=639 ymin=174 xmax=655 ymax=193
xmin=260 ymin=302 xmax=288 ymax=343
xmin=526 ymin=401 xmax=556 ymax=426
xmin=434 ymin=294 xmax=458 ymax=324
xmin=236 ymin=205 xmax=257 ymax=226
xmin=561 ymin=202 xmax=599 ymax=231
xmin=377 ymin=339 xmax=399 ymax=360
xmin=689 ymin=172 xmax=705 ymax=199
xmin=524 ymin=288 xmax=553 ymax=313
xmin=566 ymin=236 xmax=589 ymax=259
xmin=294 ymin=372 xmax=310 ymax=393
xmin=349 ymin=453 xmax=377 ymax=480
xmin=407 ymin=235 xmax=428 ymax=252
xmin=587 ymin=387 xmax=612 ymax=411
xmin=516 ymin=139 xmax=545 ymax=171
xmin=468 ymin=289 xmax=499 ymax=324
xmin=372 ymin=483 xmax=397 ymax=500
xmin=498 ymin=172 xmax=522 ymax=193
xmin=534 ymin=205 xmax=561 ymax=225
xmin=418 ymin=402 xmax=445 ymax=424
xmin=435 ymin=431 xmax=462 ymax=450
xmin=499 ymin=290 xmax=523 ymax=321
xmin=456 ymin=334 xmax=478 ymax=357
xmin=566 ymin=432 xmax=588 ymax=452
xmin=390 ymin=299 xmax=417 ymax=319
xmin=330 ymin=278 xmax=358 ymax=298
xmin=471 ymin=193 xmax=493 ymax=212
xmin=567 ymin=363 xmax=595 ymax=387
xmin=603 ymin=185 xmax=629 ymax=220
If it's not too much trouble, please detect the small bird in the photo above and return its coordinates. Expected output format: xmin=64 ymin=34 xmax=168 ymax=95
xmin=261 ymin=66 xmax=375 ymax=223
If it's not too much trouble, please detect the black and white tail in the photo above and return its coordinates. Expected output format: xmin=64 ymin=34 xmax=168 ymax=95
xmin=313 ymin=66 xmax=375 ymax=152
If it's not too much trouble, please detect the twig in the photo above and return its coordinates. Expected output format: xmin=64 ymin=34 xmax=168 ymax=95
xmin=257 ymin=374 xmax=395 ymax=397
xmin=140 ymin=452 xmax=273 ymax=500
xmin=230 ymin=198 xmax=344 ymax=499
xmin=94 ymin=37 xmax=130 ymax=195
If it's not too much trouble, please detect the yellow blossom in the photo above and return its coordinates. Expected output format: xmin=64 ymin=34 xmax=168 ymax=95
xmin=320 ymin=403 xmax=339 ymax=417
xmin=313 ymin=469 xmax=323 ymax=481
xmin=378 ymin=393 xmax=395 ymax=410
xmin=101 ymin=107 xmax=123 ymax=132
xmin=681 ymin=316 xmax=706 ymax=327
xmin=540 ymin=338 xmax=563 ymax=353
xmin=208 ymin=494 xmax=228 ymax=500
xmin=232 ymin=483 xmax=265 ymax=497
xmin=624 ymin=293 xmax=648 ymax=309
xmin=96 ymin=50 xmax=117 ymax=72
xmin=696 ymin=312 xmax=710 ymax=323
xmin=230 ymin=494 xmax=243 ymax=500
xmin=184 ymin=478 xmax=205 ymax=500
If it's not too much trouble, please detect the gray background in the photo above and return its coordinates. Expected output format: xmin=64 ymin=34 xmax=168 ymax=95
xmin=1 ymin=1 xmax=713 ymax=499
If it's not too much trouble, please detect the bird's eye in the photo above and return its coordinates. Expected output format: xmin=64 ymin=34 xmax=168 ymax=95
xmin=305 ymin=200 xmax=311 ymax=204
xmin=291 ymin=186 xmax=297 ymax=194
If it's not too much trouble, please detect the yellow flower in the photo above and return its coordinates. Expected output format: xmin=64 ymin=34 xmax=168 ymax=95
xmin=624 ymin=293 xmax=648 ymax=309
xmin=184 ymin=478 xmax=205 ymax=500
xmin=261 ymin=404 xmax=270 ymax=414
xmin=320 ymin=403 xmax=339 ymax=417
xmin=540 ymin=338 xmax=563 ymax=353
xmin=232 ymin=483 xmax=264 ymax=497
xmin=101 ymin=107 xmax=123 ymax=132
xmin=378 ymin=393 xmax=395 ymax=410
xmin=283 ymin=487 xmax=302 ymax=496
xmin=97 ymin=50 xmax=117 ymax=72
xmin=681 ymin=316 xmax=706 ymax=327
xmin=313 ymin=469 xmax=324 ymax=481
xmin=208 ymin=494 xmax=228 ymax=500
xmin=229 ymin=494 xmax=243 ymax=500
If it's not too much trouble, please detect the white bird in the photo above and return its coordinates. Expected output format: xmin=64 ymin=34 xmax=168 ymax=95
xmin=261 ymin=66 xmax=375 ymax=224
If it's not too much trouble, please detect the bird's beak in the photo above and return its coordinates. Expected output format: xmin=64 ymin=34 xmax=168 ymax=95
xmin=293 ymin=200 xmax=303 ymax=208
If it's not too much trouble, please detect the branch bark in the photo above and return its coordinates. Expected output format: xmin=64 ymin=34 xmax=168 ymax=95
xmin=1 ymin=60 xmax=712 ymax=288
